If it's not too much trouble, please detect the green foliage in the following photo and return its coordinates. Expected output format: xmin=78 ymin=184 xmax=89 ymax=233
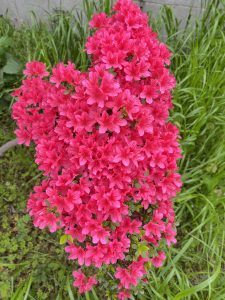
xmin=0 ymin=1 xmax=112 ymax=109
xmin=0 ymin=113 xmax=74 ymax=299
xmin=0 ymin=19 xmax=22 ymax=108
xmin=143 ymin=0 xmax=225 ymax=299
xmin=0 ymin=0 xmax=225 ymax=299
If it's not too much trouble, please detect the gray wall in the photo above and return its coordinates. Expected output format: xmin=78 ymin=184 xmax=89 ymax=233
xmin=0 ymin=0 xmax=203 ymax=22
xmin=143 ymin=0 xmax=203 ymax=24
xmin=0 ymin=0 xmax=82 ymax=21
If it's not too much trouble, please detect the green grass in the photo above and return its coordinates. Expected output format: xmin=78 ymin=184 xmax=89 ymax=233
xmin=0 ymin=0 xmax=225 ymax=299
xmin=143 ymin=1 xmax=225 ymax=299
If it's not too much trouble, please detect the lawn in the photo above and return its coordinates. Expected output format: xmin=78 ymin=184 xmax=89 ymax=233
xmin=0 ymin=0 xmax=225 ymax=299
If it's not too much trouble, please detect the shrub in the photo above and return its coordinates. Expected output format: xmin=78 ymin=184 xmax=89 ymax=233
xmin=12 ymin=0 xmax=182 ymax=298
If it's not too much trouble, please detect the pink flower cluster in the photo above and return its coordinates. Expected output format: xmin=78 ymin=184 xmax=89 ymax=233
xmin=12 ymin=0 xmax=182 ymax=298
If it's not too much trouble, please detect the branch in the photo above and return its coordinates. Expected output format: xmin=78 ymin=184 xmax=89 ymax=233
xmin=0 ymin=138 xmax=18 ymax=157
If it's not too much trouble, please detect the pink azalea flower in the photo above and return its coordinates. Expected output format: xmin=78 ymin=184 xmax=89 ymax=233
xmin=74 ymin=112 xmax=96 ymax=132
xmin=140 ymin=81 xmax=158 ymax=104
xmin=84 ymin=71 xmax=120 ymax=108
xmin=159 ymin=43 xmax=171 ymax=65
xmin=85 ymin=244 xmax=104 ymax=267
xmin=98 ymin=111 xmax=127 ymax=134
xmin=135 ymin=111 xmax=154 ymax=136
xmin=151 ymin=251 xmax=166 ymax=268
xmin=24 ymin=61 xmax=49 ymax=78
xmin=15 ymin=127 xmax=32 ymax=146
xmin=124 ymin=60 xmax=151 ymax=81
xmin=95 ymin=189 xmax=122 ymax=211
xmin=65 ymin=189 xmax=82 ymax=206
xmin=159 ymin=69 xmax=176 ymax=94
xmin=120 ymin=217 xmax=142 ymax=234
xmin=113 ymin=141 xmax=144 ymax=167
xmin=92 ymin=227 xmax=110 ymax=244
xmin=117 ymin=290 xmax=131 ymax=300
xmin=115 ymin=257 xmax=147 ymax=289
xmin=164 ymin=223 xmax=177 ymax=246
xmin=115 ymin=268 xmax=136 ymax=289
xmin=50 ymin=62 xmax=78 ymax=88
xmin=89 ymin=12 xmax=108 ymax=28
xmin=65 ymin=245 xmax=86 ymax=265
xmin=72 ymin=270 xmax=97 ymax=293
xmin=102 ymin=51 xmax=126 ymax=69
xmin=144 ymin=221 xmax=165 ymax=239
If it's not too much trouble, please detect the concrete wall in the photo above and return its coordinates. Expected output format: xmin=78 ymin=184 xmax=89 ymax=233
xmin=143 ymin=0 xmax=203 ymax=25
xmin=0 ymin=0 xmax=82 ymax=21
xmin=0 ymin=0 xmax=203 ymax=22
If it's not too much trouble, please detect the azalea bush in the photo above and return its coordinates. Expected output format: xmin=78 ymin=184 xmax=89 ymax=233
xmin=12 ymin=0 xmax=182 ymax=298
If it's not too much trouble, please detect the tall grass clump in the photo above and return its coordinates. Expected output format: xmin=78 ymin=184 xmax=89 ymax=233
xmin=141 ymin=0 xmax=225 ymax=299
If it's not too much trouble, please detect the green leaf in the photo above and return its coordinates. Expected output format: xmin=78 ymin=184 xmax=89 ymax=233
xmin=66 ymin=278 xmax=75 ymax=300
xmin=59 ymin=234 xmax=69 ymax=245
xmin=59 ymin=234 xmax=73 ymax=245
xmin=91 ymin=288 xmax=100 ymax=300
xmin=136 ymin=242 xmax=149 ymax=257
xmin=10 ymin=276 xmax=32 ymax=300
xmin=144 ymin=261 xmax=152 ymax=272
xmin=2 ymin=54 xmax=21 ymax=75
xmin=0 ymin=36 xmax=11 ymax=57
